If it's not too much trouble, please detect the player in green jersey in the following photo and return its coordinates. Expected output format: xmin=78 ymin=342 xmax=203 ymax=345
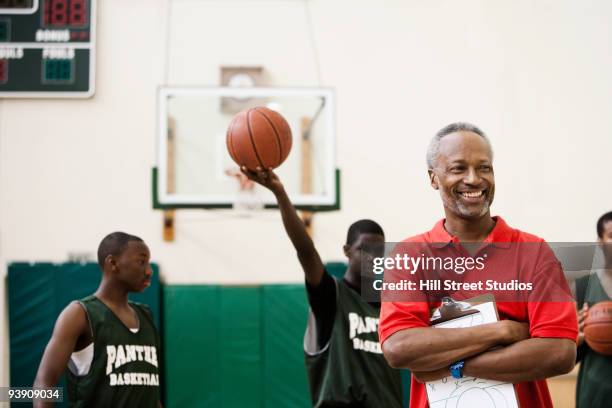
xmin=33 ymin=232 xmax=161 ymax=408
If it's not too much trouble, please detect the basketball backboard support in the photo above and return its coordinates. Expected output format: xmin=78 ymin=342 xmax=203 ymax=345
xmin=153 ymin=87 xmax=339 ymax=211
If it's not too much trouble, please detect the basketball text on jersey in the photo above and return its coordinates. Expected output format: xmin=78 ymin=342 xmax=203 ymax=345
xmin=348 ymin=312 xmax=383 ymax=354
xmin=105 ymin=344 xmax=159 ymax=386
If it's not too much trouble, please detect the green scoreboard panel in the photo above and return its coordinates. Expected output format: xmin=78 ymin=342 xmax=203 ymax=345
xmin=0 ymin=0 xmax=96 ymax=98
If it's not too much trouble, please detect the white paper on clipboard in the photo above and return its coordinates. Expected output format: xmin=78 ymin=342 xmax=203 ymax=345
xmin=426 ymin=298 xmax=519 ymax=408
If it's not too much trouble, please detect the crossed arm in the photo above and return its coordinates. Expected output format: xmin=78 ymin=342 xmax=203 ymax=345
xmin=382 ymin=321 xmax=576 ymax=383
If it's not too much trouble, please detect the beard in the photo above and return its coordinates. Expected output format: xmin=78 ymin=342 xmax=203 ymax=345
xmin=441 ymin=190 xmax=493 ymax=220
xmin=456 ymin=199 xmax=491 ymax=219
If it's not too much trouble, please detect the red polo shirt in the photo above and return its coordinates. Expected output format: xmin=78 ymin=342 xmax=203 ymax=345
xmin=379 ymin=216 xmax=578 ymax=408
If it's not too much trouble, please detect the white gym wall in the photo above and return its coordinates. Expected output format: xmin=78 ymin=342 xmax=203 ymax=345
xmin=1 ymin=0 xmax=611 ymax=386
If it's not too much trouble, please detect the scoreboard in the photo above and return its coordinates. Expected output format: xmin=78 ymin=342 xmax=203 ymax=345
xmin=0 ymin=0 xmax=96 ymax=98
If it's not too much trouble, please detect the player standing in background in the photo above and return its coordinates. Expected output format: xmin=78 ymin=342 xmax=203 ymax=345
xmin=575 ymin=211 xmax=612 ymax=408
xmin=33 ymin=232 xmax=162 ymax=408
xmin=242 ymin=166 xmax=402 ymax=408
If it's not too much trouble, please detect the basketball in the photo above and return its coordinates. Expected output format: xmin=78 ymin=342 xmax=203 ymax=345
xmin=226 ymin=106 xmax=293 ymax=171
xmin=584 ymin=301 xmax=612 ymax=356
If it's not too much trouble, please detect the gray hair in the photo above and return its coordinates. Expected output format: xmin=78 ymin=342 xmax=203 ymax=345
xmin=426 ymin=122 xmax=492 ymax=169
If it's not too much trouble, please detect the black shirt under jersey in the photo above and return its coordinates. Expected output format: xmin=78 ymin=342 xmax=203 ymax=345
xmin=306 ymin=272 xmax=336 ymax=348
xmin=306 ymin=271 xmax=380 ymax=348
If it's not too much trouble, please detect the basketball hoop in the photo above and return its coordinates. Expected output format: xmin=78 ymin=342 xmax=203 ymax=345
xmin=225 ymin=168 xmax=265 ymax=213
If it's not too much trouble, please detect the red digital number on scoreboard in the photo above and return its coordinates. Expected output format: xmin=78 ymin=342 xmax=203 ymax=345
xmin=44 ymin=0 xmax=87 ymax=28
xmin=0 ymin=60 xmax=8 ymax=84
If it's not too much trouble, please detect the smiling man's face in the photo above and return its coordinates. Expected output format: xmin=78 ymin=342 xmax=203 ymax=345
xmin=429 ymin=131 xmax=495 ymax=220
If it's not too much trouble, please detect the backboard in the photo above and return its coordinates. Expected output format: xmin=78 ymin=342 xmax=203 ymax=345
xmin=153 ymin=86 xmax=339 ymax=211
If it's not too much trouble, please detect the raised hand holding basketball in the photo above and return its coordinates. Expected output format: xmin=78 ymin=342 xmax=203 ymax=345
xmin=240 ymin=166 xmax=284 ymax=195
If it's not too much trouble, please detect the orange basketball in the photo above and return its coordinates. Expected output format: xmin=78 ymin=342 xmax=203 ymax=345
xmin=226 ymin=106 xmax=292 ymax=171
xmin=584 ymin=301 xmax=612 ymax=356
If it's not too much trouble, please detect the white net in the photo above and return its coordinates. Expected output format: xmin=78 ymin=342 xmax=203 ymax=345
xmin=225 ymin=168 xmax=265 ymax=214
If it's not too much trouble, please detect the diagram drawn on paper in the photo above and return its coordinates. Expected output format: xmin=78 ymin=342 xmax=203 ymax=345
xmin=427 ymin=301 xmax=519 ymax=408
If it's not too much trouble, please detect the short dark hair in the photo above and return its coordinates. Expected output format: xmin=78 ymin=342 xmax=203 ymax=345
xmin=97 ymin=232 xmax=144 ymax=267
xmin=596 ymin=211 xmax=612 ymax=238
xmin=346 ymin=219 xmax=384 ymax=246
xmin=427 ymin=122 xmax=491 ymax=169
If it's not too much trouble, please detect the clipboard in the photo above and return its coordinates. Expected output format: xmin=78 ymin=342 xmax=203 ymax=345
xmin=430 ymin=294 xmax=499 ymax=326
xmin=425 ymin=294 xmax=519 ymax=408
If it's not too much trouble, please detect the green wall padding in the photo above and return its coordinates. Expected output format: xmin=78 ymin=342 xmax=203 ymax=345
xmin=163 ymin=285 xmax=311 ymax=408
xmin=8 ymin=263 xmax=57 ymax=390
xmin=261 ymin=285 xmax=310 ymax=408
xmin=163 ymin=285 xmax=220 ymax=407
xmin=325 ymin=261 xmax=347 ymax=279
xmin=221 ymin=287 xmax=262 ymax=406
xmin=163 ymin=281 xmax=409 ymax=408
xmin=7 ymin=262 xmax=161 ymax=408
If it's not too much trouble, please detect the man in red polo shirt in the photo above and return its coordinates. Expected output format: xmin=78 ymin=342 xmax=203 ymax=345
xmin=379 ymin=122 xmax=577 ymax=408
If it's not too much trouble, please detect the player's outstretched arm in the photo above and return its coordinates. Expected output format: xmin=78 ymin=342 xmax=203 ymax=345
xmin=241 ymin=166 xmax=325 ymax=286
xmin=33 ymin=302 xmax=89 ymax=408
xmin=382 ymin=320 xmax=529 ymax=372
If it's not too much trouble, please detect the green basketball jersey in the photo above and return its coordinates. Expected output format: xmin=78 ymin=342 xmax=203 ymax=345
xmin=576 ymin=274 xmax=612 ymax=408
xmin=305 ymin=278 xmax=403 ymax=408
xmin=66 ymin=295 xmax=160 ymax=408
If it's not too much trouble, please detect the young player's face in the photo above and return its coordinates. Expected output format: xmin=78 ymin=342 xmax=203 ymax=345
xmin=599 ymin=220 xmax=612 ymax=265
xmin=115 ymin=241 xmax=153 ymax=292
xmin=345 ymin=233 xmax=385 ymax=278
xmin=429 ymin=131 xmax=495 ymax=220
